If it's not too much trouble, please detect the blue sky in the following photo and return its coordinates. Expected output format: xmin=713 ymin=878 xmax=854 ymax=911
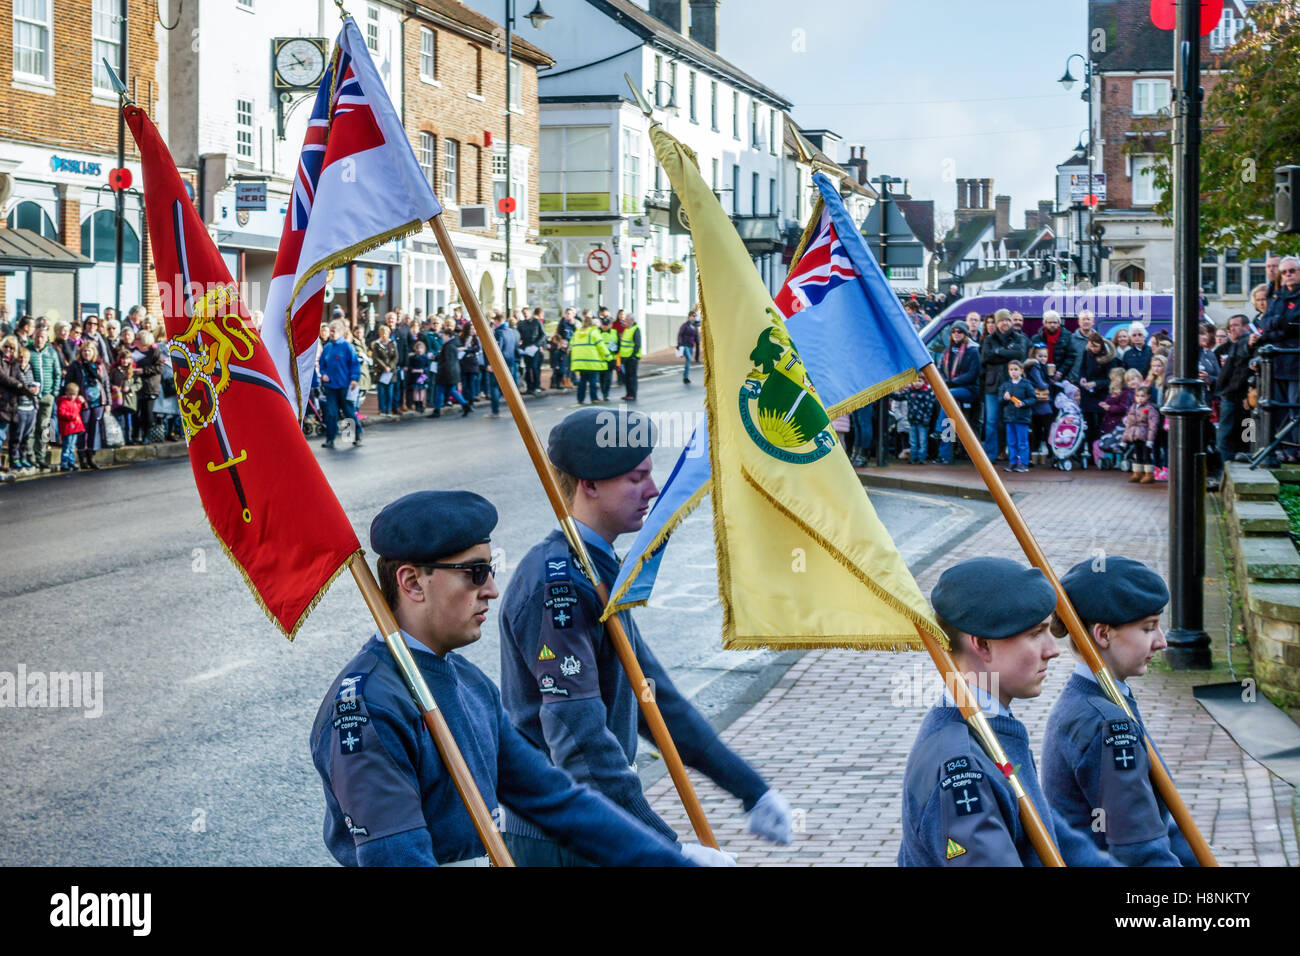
xmin=710 ymin=0 xmax=1090 ymax=233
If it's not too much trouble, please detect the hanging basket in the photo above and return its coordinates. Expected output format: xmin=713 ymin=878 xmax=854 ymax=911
xmin=667 ymin=261 xmax=685 ymax=274
xmin=651 ymin=259 xmax=668 ymax=273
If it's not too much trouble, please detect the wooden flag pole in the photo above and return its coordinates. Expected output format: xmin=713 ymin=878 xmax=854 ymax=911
xmin=923 ymin=364 xmax=1217 ymax=866
xmin=914 ymin=623 xmax=1065 ymax=866
xmin=351 ymin=559 xmax=515 ymax=866
xmin=428 ymin=214 xmax=720 ymax=849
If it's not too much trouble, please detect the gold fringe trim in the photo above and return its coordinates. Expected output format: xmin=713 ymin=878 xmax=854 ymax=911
xmin=284 ymin=218 xmax=428 ymax=417
xmin=205 ymin=510 xmax=361 ymax=642
xmin=601 ymin=478 xmax=713 ymax=620
xmin=723 ymin=637 xmax=923 ymax=652
xmin=824 ymin=367 xmax=920 ymax=421
xmin=739 ymin=465 xmax=948 ymax=651
xmin=783 ymin=196 xmax=825 ymax=284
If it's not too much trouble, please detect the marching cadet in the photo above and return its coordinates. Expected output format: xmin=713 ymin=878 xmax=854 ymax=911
xmin=899 ymin=557 xmax=1112 ymax=866
xmin=309 ymin=490 xmax=730 ymax=867
xmin=498 ymin=408 xmax=792 ymax=865
xmin=1041 ymin=556 xmax=1197 ymax=866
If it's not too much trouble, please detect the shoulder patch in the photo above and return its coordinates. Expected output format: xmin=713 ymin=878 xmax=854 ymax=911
xmin=939 ymin=755 xmax=986 ymax=816
xmin=539 ymin=674 xmax=569 ymax=697
xmin=945 ymin=838 xmax=966 ymax=860
xmin=538 ymin=644 xmax=556 ymax=661
xmin=335 ymin=672 xmax=366 ymax=716
xmin=1103 ymin=719 xmax=1140 ymax=772
xmin=546 ymin=557 xmax=570 ymax=582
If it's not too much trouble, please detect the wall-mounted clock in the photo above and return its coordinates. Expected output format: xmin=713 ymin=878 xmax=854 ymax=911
xmin=272 ymin=37 xmax=329 ymax=90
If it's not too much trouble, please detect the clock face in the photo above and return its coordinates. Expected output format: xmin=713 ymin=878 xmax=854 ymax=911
xmin=275 ymin=39 xmax=326 ymax=89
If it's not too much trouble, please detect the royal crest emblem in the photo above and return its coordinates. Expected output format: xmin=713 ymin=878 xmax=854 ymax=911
xmin=171 ymin=284 xmax=258 ymax=444
xmin=738 ymin=309 xmax=836 ymax=464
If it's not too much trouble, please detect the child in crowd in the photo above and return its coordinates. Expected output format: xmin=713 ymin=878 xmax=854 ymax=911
xmin=1024 ymin=346 xmax=1055 ymax=459
xmin=905 ymin=378 xmax=937 ymax=465
xmin=57 ymin=383 xmax=86 ymax=471
xmin=110 ymin=347 xmax=141 ymax=446
xmin=1042 ymin=557 xmax=1196 ymax=867
xmin=1123 ymin=385 xmax=1160 ymax=484
xmin=408 ymin=340 xmax=431 ymax=413
xmin=1099 ymin=369 xmax=1135 ymax=435
xmin=1001 ymin=359 xmax=1035 ymax=473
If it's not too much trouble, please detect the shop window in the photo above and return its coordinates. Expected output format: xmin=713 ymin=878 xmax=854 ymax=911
xmin=6 ymin=201 xmax=58 ymax=239
xmin=80 ymin=209 xmax=139 ymax=264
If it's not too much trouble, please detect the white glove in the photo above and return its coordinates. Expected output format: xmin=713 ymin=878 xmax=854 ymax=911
xmin=680 ymin=842 xmax=737 ymax=867
xmin=747 ymin=789 xmax=793 ymax=845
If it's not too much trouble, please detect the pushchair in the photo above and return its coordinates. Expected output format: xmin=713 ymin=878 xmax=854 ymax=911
xmin=1047 ymin=383 xmax=1087 ymax=471
xmin=302 ymin=386 xmax=327 ymax=438
xmin=1092 ymin=426 xmax=1131 ymax=470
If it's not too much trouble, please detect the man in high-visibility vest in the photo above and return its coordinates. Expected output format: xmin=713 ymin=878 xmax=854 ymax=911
xmin=618 ymin=316 xmax=643 ymax=401
xmin=569 ymin=315 xmax=611 ymax=405
xmin=598 ymin=310 xmax=618 ymax=402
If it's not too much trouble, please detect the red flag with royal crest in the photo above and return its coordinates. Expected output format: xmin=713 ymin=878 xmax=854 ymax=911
xmin=125 ymin=104 xmax=360 ymax=639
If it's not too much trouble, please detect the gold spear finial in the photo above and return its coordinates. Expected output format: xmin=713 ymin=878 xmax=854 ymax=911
xmin=103 ymin=58 xmax=133 ymax=106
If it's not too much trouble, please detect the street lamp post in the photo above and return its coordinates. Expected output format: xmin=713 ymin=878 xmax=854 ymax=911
xmin=1060 ymin=55 xmax=1097 ymax=286
xmin=1163 ymin=0 xmax=1212 ymax=669
xmin=503 ymin=2 xmax=552 ymax=315
xmin=872 ymin=174 xmax=903 ymax=467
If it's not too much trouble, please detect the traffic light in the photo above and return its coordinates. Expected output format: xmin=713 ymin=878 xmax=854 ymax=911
xmin=1276 ymin=165 xmax=1300 ymax=234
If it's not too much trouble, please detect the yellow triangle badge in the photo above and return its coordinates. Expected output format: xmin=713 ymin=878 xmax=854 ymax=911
xmin=945 ymin=838 xmax=966 ymax=860
xmin=538 ymin=645 xmax=556 ymax=661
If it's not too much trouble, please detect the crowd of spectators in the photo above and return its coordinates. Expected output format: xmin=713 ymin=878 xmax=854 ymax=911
xmin=0 ymin=305 xmax=181 ymax=476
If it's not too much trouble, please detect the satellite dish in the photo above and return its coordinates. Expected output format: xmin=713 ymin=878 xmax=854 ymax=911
xmin=0 ymin=173 xmax=12 ymax=216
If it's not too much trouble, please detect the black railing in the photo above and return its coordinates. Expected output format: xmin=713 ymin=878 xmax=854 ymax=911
xmin=1249 ymin=344 xmax=1300 ymax=468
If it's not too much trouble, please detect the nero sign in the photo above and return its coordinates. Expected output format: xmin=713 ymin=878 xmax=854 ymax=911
xmin=49 ymin=886 xmax=151 ymax=937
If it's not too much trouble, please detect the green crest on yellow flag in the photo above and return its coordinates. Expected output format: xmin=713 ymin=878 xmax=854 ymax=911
xmin=648 ymin=125 xmax=945 ymax=652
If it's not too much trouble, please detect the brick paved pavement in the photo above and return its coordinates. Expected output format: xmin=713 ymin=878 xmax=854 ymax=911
xmin=644 ymin=465 xmax=1299 ymax=866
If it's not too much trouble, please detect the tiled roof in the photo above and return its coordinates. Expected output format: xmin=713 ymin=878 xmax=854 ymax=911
xmin=587 ymin=0 xmax=792 ymax=108
xmin=418 ymin=1 xmax=553 ymax=65
xmin=943 ymin=214 xmax=994 ymax=260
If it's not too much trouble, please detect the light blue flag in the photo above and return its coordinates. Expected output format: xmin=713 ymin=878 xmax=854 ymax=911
xmin=603 ymin=172 xmax=934 ymax=616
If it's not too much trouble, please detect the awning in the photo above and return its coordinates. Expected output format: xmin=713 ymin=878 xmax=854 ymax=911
xmin=0 ymin=228 xmax=93 ymax=270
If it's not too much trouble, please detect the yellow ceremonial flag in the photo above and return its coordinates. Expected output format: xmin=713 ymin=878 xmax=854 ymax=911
xmin=649 ymin=125 xmax=945 ymax=651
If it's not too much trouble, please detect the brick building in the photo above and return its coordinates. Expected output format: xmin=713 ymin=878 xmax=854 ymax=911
xmin=400 ymin=0 xmax=551 ymax=316
xmin=1 ymin=0 xmax=164 ymax=322
xmin=1088 ymin=0 xmax=1259 ymax=319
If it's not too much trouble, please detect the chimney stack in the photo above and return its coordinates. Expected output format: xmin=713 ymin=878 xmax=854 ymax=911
xmin=980 ymin=178 xmax=993 ymax=209
xmin=1038 ymin=200 xmax=1054 ymax=230
xmin=649 ymin=0 xmax=688 ymax=33
xmin=1024 ymin=210 xmax=1040 ymax=230
xmin=843 ymin=145 xmax=868 ymax=186
xmin=994 ymin=195 xmax=1011 ymax=240
xmin=689 ymin=0 xmax=720 ymax=51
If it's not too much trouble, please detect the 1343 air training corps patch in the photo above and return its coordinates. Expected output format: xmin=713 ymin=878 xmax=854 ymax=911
xmin=1104 ymin=720 xmax=1140 ymax=772
xmin=939 ymin=756 xmax=985 ymax=817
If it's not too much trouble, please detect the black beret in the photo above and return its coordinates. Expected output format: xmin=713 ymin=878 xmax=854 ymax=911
xmin=931 ymin=557 xmax=1057 ymax=640
xmin=548 ymin=407 xmax=656 ymax=481
xmin=369 ymin=491 xmax=497 ymax=562
xmin=1060 ymin=556 xmax=1168 ymax=626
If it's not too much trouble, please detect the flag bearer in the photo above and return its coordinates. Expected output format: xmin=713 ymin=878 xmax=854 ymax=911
xmin=310 ymin=490 xmax=727 ymax=867
xmin=1041 ymin=557 xmax=1197 ymax=866
xmin=498 ymin=408 xmax=792 ymax=865
xmin=899 ymin=557 xmax=1113 ymax=866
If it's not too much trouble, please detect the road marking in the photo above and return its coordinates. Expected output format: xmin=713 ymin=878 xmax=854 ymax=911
xmin=183 ymin=659 xmax=254 ymax=683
